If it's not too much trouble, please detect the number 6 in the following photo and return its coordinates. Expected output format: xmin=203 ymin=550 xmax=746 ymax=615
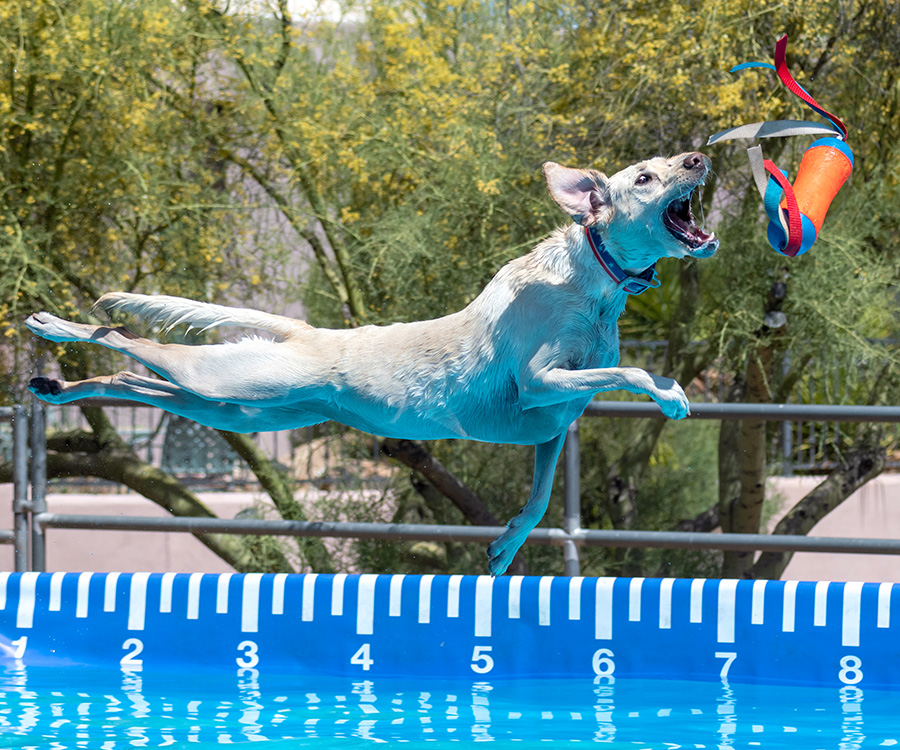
xmin=471 ymin=646 xmax=494 ymax=674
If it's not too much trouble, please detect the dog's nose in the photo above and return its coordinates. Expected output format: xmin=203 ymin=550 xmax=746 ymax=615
xmin=682 ymin=156 xmax=708 ymax=171
xmin=683 ymin=153 xmax=706 ymax=170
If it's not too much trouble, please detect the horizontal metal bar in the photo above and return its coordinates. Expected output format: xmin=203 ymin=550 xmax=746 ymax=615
xmin=36 ymin=400 xmax=900 ymax=423
xmin=35 ymin=513 xmax=900 ymax=556
xmin=584 ymin=401 xmax=900 ymax=422
xmin=0 ymin=407 xmax=14 ymax=422
xmin=0 ymin=530 xmax=15 ymax=545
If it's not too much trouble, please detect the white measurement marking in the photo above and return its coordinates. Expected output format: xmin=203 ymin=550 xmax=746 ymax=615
xmin=447 ymin=575 xmax=463 ymax=618
xmin=49 ymin=572 xmax=65 ymax=612
xmin=474 ymin=576 xmax=493 ymax=638
xmin=539 ymin=577 xmax=553 ymax=626
xmin=717 ymin=580 xmax=737 ymax=644
xmin=216 ymin=573 xmax=232 ymax=614
xmin=302 ymin=574 xmax=317 ymax=622
xmin=842 ymin=582 xmax=864 ymax=648
xmin=241 ymin=573 xmax=262 ymax=633
xmin=595 ymin=578 xmax=614 ymax=640
xmin=187 ymin=573 xmax=202 ymax=620
xmin=356 ymin=574 xmax=377 ymax=636
xmin=782 ymin=581 xmax=798 ymax=633
xmin=508 ymin=576 xmax=523 ymax=619
xmin=814 ymin=581 xmax=830 ymax=627
xmin=0 ymin=571 xmax=8 ymax=610
xmin=272 ymin=574 xmax=287 ymax=615
xmin=389 ymin=575 xmax=404 ymax=617
xmin=628 ymin=578 xmax=643 ymax=622
xmin=751 ymin=580 xmax=767 ymax=625
xmin=877 ymin=583 xmax=892 ymax=628
xmin=331 ymin=574 xmax=347 ymax=616
xmin=104 ymin=573 xmax=120 ymax=612
xmin=568 ymin=577 xmax=583 ymax=621
xmin=76 ymin=572 xmax=92 ymax=619
xmin=160 ymin=573 xmax=176 ymax=614
xmin=418 ymin=575 xmax=433 ymax=624
xmin=659 ymin=578 xmax=674 ymax=629
xmin=690 ymin=579 xmax=704 ymax=623
xmin=127 ymin=573 xmax=150 ymax=631
xmin=16 ymin=572 xmax=38 ymax=629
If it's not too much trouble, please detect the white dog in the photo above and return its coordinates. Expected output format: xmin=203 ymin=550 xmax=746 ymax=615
xmin=26 ymin=152 xmax=718 ymax=575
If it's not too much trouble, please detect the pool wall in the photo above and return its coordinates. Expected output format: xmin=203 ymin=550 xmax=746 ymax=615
xmin=0 ymin=573 xmax=896 ymax=688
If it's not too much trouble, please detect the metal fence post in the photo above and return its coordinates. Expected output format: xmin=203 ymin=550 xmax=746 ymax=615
xmin=563 ymin=420 xmax=581 ymax=576
xmin=30 ymin=400 xmax=47 ymax=572
xmin=12 ymin=405 xmax=30 ymax=572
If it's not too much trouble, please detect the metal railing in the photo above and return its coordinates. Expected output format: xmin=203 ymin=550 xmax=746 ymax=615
xmin=0 ymin=404 xmax=45 ymax=571
xmin=7 ymin=399 xmax=900 ymax=576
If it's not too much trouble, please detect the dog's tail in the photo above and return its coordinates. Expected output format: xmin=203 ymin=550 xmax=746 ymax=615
xmin=93 ymin=292 xmax=311 ymax=340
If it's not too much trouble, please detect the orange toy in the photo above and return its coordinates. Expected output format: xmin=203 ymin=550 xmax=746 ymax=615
xmin=708 ymin=35 xmax=852 ymax=257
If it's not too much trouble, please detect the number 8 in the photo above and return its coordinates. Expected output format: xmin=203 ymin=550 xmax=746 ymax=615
xmin=839 ymin=655 xmax=863 ymax=685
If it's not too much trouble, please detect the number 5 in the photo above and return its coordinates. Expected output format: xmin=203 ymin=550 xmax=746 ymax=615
xmin=471 ymin=646 xmax=493 ymax=674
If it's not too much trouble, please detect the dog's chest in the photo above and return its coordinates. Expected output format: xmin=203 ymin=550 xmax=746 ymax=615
xmin=560 ymin=298 xmax=623 ymax=370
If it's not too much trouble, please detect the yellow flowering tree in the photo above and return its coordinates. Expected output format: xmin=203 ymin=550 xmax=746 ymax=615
xmin=3 ymin=0 xmax=899 ymax=576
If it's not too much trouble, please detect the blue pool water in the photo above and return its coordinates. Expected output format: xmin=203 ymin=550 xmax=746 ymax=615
xmin=0 ymin=666 xmax=896 ymax=748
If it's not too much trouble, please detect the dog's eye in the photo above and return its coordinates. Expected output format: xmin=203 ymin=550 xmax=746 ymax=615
xmin=635 ymin=173 xmax=653 ymax=185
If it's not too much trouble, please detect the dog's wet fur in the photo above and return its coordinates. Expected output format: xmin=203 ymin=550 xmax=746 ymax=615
xmin=27 ymin=153 xmax=718 ymax=575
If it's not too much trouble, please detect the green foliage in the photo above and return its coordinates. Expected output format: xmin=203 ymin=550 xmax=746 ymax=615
xmin=3 ymin=0 xmax=900 ymax=575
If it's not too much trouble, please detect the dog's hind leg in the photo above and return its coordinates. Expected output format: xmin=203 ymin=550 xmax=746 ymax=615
xmin=486 ymin=430 xmax=567 ymax=576
xmin=94 ymin=292 xmax=310 ymax=340
xmin=28 ymin=372 xmax=327 ymax=433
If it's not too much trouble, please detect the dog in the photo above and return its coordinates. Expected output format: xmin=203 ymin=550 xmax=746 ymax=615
xmin=26 ymin=152 xmax=718 ymax=575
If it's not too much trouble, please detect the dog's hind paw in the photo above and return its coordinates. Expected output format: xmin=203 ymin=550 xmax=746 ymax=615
xmin=29 ymin=377 xmax=66 ymax=403
xmin=25 ymin=312 xmax=79 ymax=343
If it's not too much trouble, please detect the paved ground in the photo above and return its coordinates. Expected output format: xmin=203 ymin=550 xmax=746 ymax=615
xmin=1 ymin=476 xmax=898 ymax=581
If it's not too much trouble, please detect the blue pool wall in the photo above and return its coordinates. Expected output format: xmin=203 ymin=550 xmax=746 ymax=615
xmin=0 ymin=572 xmax=897 ymax=688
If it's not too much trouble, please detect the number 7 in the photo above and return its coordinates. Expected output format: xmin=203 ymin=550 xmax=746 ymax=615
xmin=715 ymin=651 xmax=737 ymax=679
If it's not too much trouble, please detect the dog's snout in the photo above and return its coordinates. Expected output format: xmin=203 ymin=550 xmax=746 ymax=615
xmin=682 ymin=153 xmax=706 ymax=171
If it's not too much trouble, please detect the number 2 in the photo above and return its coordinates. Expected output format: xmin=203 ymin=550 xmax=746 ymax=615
xmin=121 ymin=638 xmax=144 ymax=667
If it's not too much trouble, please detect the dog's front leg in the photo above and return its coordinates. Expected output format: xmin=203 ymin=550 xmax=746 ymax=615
xmin=487 ymin=431 xmax=567 ymax=576
xmin=522 ymin=366 xmax=690 ymax=420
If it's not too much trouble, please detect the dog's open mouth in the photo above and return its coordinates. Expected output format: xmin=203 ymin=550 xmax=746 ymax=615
xmin=663 ymin=190 xmax=715 ymax=251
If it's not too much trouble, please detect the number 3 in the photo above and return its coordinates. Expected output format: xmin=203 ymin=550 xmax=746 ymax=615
xmin=236 ymin=640 xmax=259 ymax=669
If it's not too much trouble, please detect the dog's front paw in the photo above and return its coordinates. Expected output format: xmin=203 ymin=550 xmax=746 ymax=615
xmin=487 ymin=531 xmax=523 ymax=577
xmin=656 ymin=382 xmax=690 ymax=420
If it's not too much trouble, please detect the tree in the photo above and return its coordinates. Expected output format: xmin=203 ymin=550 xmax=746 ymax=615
xmin=3 ymin=0 xmax=899 ymax=578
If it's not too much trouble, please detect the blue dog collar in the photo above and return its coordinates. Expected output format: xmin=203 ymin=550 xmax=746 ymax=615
xmin=585 ymin=226 xmax=659 ymax=295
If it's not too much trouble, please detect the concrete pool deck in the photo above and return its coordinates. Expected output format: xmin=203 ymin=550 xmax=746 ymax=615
xmin=0 ymin=475 xmax=898 ymax=580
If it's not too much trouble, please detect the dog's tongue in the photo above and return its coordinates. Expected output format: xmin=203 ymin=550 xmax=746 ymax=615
xmin=664 ymin=200 xmax=713 ymax=248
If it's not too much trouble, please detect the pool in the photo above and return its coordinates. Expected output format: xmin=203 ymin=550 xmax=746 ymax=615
xmin=0 ymin=573 xmax=898 ymax=747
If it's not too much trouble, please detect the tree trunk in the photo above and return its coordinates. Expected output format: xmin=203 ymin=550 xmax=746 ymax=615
xmin=380 ymin=437 xmax=529 ymax=575
xmin=721 ymin=278 xmax=786 ymax=578
xmin=217 ymin=430 xmax=334 ymax=572
xmin=722 ymin=350 xmax=772 ymax=578
xmin=752 ymin=425 xmax=886 ymax=579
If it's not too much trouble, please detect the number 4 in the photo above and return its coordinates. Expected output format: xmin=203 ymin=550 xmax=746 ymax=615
xmin=351 ymin=643 xmax=373 ymax=671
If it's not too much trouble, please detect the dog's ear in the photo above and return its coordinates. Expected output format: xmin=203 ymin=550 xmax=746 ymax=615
xmin=543 ymin=162 xmax=612 ymax=226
